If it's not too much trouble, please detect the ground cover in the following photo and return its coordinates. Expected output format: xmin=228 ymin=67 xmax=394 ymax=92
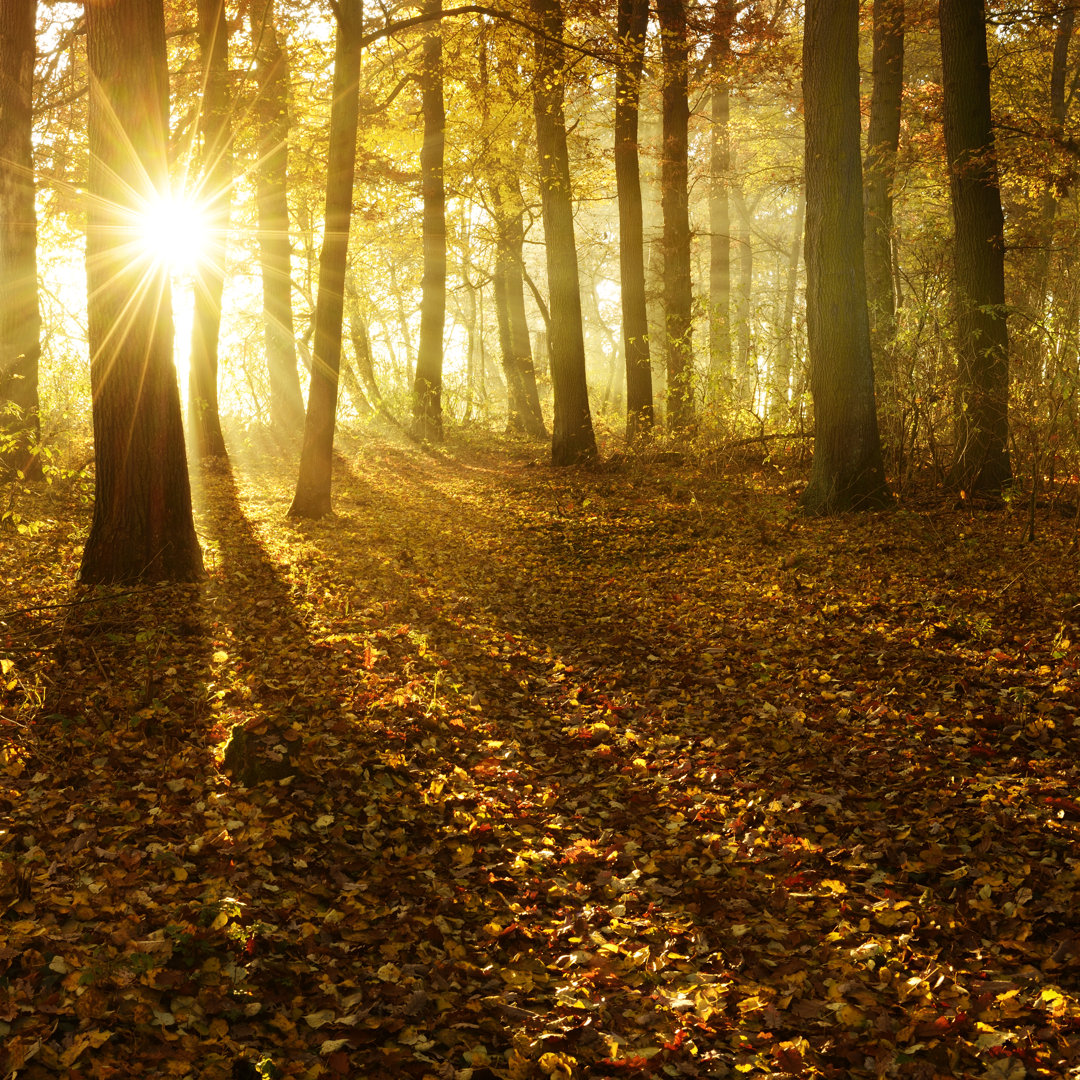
xmin=1 ymin=431 xmax=1079 ymax=1079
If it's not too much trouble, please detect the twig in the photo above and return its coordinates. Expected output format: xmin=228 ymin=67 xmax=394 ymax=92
xmin=0 ymin=583 xmax=177 ymax=621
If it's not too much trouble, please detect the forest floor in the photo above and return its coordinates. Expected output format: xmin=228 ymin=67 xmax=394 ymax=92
xmin=2 ymin=426 xmax=1080 ymax=1080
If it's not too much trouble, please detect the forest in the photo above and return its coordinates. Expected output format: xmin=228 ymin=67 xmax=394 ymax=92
xmin=3 ymin=0 xmax=1080 ymax=1077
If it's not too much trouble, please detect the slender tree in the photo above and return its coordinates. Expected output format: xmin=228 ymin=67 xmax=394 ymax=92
xmin=707 ymin=0 xmax=734 ymax=395
xmin=289 ymin=0 xmax=362 ymax=518
xmin=249 ymin=0 xmax=305 ymax=432
xmin=81 ymin=0 xmax=204 ymax=582
xmin=411 ymin=0 xmax=446 ymax=441
xmin=531 ymin=0 xmax=598 ymax=465
xmin=940 ymin=0 xmax=1010 ymax=495
xmin=188 ymin=0 xmax=231 ymax=459
xmin=0 ymin=0 xmax=42 ymax=481
xmin=615 ymin=0 xmax=653 ymax=439
xmin=800 ymin=0 xmax=890 ymax=513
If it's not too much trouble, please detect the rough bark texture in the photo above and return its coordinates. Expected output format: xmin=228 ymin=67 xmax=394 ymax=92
xmin=249 ymin=0 xmax=305 ymax=432
xmin=188 ymin=0 xmax=230 ymax=459
xmin=289 ymin=0 xmax=362 ymax=518
xmin=411 ymin=0 xmax=446 ymax=442
xmin=531 ymin=0 xmax=597 ymax=466
xmin=656 ymin=0 xmax=694 ymax=431
xmin=864 ymin=0 xmax=904 ymax=361
xmin=0 ymin=0 xmax=42 ymax=480
xmin=81 ymin=0 xmax=204 ymax=583
xmin=615 ymin=0 xmax=653 ymax=440
xmin=708 ymin=0 xmax=733 ymax=393
xmin=940 ymin=0 xmax=1010 ymax=495
xmin=800 ymin=0 xmax=891 ymax=514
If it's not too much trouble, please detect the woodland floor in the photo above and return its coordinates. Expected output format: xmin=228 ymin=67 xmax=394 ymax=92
xmin=2 ymin=427 xmax=1080 ymax=1080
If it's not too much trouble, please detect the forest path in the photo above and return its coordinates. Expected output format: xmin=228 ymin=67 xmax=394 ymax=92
xmin=2 ymin=431 xmax=1080 ymax=1078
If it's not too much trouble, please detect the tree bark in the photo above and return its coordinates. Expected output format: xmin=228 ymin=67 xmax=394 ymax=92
xmin=799 ymin=0 xmax=891 ymax=513
xmin=708 ymin=0 xmax=733 ymax=394
xmin=188 ymin=0 xmax=230 ymax=460
xmin=940 ymin=0 xmax=1010 ymax=495
xmin=615 ymin=0 xmax=653 ymax=440
xmin=249 ymin=0 xmax=305 ymax=433
xmin=411 ymin=0 xmax=446 ymax=441
xmin=81 ymin=0 xmax=204 ymax=583
xmin=289 ymin=0 xmax=362 ymax=518
xmin=531 ymin=0 xmax=598 ymax=465
xmin=656 ymin=0 xmax=694 ymax=431
xmin=0 ymin=0 xmax=42 ymax=481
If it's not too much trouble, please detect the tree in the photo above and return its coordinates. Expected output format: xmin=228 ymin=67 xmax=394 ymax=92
xmin=707 ymin=0 xmax=734 ymax=395
xmin=799 ymin=0 xmax=890 ymax=513
xmin=531 ymin=0 xmax=598 ymax=465
xmin=289 ymin=0 xmax=362 ymax=518
xmin=656 ymin=0 xmax=694 ymax=431
xmin=615 ymin=0 xmax=653 ymax=439
xmin=940 ymin=0 xmax=1010 ymax=495
xmin=248 ymin=0 xmax=305 ymax=433
xmin=0 ymin=0 xmax=42 ymax=481
xmin=411 ymin=0 xmax=446 ymax=442
xmin=188 ymin=0 xmax=231 ymax=460
xmin=80 ymin=0 xmax=204 ymax=583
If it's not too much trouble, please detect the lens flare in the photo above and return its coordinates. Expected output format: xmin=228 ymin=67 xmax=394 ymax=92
xmin=137 ymin=193 xmax=209 ymax=274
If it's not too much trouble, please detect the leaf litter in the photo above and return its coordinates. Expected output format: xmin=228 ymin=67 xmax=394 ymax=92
xmin=1 ymin=433 xmax=1079 ymax=1079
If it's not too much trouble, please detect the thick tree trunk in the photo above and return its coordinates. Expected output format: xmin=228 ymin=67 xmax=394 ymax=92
xmin=0 ymin=0 xmax=42 ymax=481
xmin=656 ymin=0 xmax=694 ymax=431
xmin=249 ymin=0 xmax=304 ymax=433
xmin=800 ymin=0 xmax=890 ymax=513
xmin=940 ymin=0 xmax=1010 ymax=495
xmin=615 ymin=0 xmax=653 ymax=440
xmin=411 ymin=0 xmax=446 ymax=441
xmin=864 ymin=0 xmax=904 ymax=363
xmin=531 ymin=0 xmax=598 ymax=465
xmin=708 ymin=0 xmax=733 ymax=393
xmin=289 ymin=0 xmax=362 ymax=518
xmin=81 ymin=0 xmax=204 ymax=583
xmin=188 ymin=0 xmax=230 ymax=460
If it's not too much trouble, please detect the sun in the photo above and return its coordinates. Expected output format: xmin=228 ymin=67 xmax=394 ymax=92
xmin=136 ymin=192 xmax=210 ymax=275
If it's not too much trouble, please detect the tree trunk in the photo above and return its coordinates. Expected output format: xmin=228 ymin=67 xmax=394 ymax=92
xmin=708 ymin=0 xmax=733 ymax=394
xmin=864 ymin=0 xmax=904 ymax=363
xmin=289 ymin=0 xmax=362 ymax=518
xmin=531 ymin=0 xmax=598 ymax=465
xmin=615 ymin=0 xmax=653 ymax=440
xmin=771 ymin=187 xmax=804 ymax=417
xmin=0 ymin=0 xmax=42 ymax=481
xmin=188 ymin=0 xmax=230 ymax=460
xmin=940 ymin=0 xmax=1010 ymax=495
xmin=411 ymin=0 xmax=445 ymax=441
xmin=733 ymin=188 xmax=754 ymax=406
xmin=800 ymin=0 xmax=891 ymax=513
xmin=249 ymin=0 xmax=304 ymax=433
xmin=656 ymin=0 xmax=694 ymax=431
xmin=81 ymin=0 xmax=204 ymax=583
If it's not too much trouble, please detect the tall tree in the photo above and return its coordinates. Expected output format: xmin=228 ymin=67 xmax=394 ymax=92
xmin=707 ymin=0 xmax=734 ymax=395
xmin=615 ymin=0 xmax=653 ymax=439
xmin=411 ymin=0 xmax=446 ymax=441
xmin=531 ymin=0 xmax=598 ymax=465
xmin=188 ymin=0 xmax=231 ymax=459
xmin=289 ymin=0 xmax=362 ymax=518
xmin=656 ymin=0 xmax=694 ymax=430
xmin=940 ymin=0 xmax=1010 ymax=495
xmin=248 ymin=0 xmax=305 ymax=432
xmin=0 ymin=0 xmax=42 ymax=481
xmin=81 ymin=0 xmax=204 ymax=582
xmin=800 ymin=0 xmax=890 ymax=513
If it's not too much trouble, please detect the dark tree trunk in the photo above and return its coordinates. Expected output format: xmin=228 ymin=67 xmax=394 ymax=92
xmin=940 ymin=0 xmax=1010 ymax=495
xmin=412 ymin=0 xmax=446 ymax=441
xmin=289 ymin=0 xmax=362 ymax=518
xmin=81 ymin=0 xmax=204 ymax=583
xmin=188 ymin=0 xmax=230 ymax=460
xmin=615 ymin=0 xmax=653 ymax=440
xmin=800 ymin=0 xmax=891 ymax=514
xmin=249 ymin=0 xmax=304 ymax=433
xmin=708 ymin=0 xmax=733 ymax=393
xmin=864 ymin=0 xmax=904 ymax=361
xmin=531 ymin=0 xmax=598 ymax=465
xmin=656 ymin=0 xmax=694 ymax=431
xmin=0 ymin=0 xmax=42 ymax=481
